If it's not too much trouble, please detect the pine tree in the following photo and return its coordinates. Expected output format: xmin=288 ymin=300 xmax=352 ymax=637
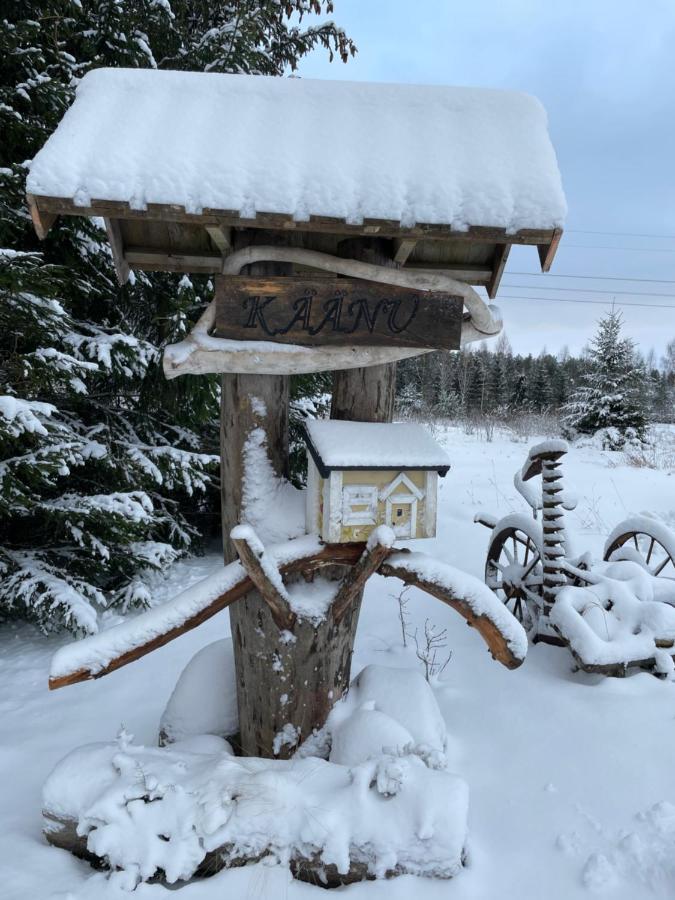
xmin=1 ymin=3 xmax=355 ymax=634
xmin=562 ymin=310 xmax=647 ymax=447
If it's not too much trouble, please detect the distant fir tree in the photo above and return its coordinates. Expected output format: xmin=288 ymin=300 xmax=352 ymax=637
xmin=0 ymin=2 xmax=355 ymax=634
xmin=562 ymin=310 xmax=647 ymax=447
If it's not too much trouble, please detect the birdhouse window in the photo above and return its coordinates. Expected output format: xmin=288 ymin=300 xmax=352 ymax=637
xmin=342 ymin=485 xmax=378 ymax=526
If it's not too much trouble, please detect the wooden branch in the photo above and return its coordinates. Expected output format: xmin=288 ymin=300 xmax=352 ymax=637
xmin=331 ymin=534 xmax=394 ymax=624
xmin=231 ymin=527 xmax=296 ymax=631
xmin=48 ymin=543 xmax=365 ymax=690
xmin=104 ymin=218 xmax=131 ymax=285
xmin=379 ymin=558 xmax=525 ymax=669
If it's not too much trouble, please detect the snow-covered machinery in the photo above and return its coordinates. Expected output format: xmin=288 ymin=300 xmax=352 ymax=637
xmin=475 ymin=440 xmax=675 ymax=675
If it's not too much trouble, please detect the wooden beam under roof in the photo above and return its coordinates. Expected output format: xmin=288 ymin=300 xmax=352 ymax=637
xmin=104 ymin=218 xmax=130 ymax=285
xmin=27 ymin=192 xmax=562 ymax=253
xmin=205 ymin=224 xmax=232 ymax=255
xmin=538 ymin=227 xmax=563 ymax=272
xmin=393 ymin=238 xmax=418 ymax=265
xmin=26 ymin=194 xmax=57 ymax=240
xmin=486 ymin=244 xmax=511 ymax=299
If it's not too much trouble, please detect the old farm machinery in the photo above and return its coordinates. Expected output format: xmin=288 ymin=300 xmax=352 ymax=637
xmin=475 ymin=440 xmax=675 ymax=675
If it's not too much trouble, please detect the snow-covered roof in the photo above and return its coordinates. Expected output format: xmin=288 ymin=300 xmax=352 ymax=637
xmin=304 ymin=421 xmax=451 ymax=475
xmin=27 ymin=68 xmax=566 ymax=233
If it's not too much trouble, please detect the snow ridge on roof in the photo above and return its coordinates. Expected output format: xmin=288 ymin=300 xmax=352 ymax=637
xmin=27 ymin=68 xmax=566 ymax=233
xmin=304 ymin=420 xmax=451 ymax=472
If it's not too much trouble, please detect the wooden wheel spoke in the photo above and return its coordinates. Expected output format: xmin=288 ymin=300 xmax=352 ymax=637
xmin=646 ymin=537 xmax=656 ymax=565
xmin=652 ymin=556 xmax=673 ymax=577
xmin=502 ymin=545 xmax=515 ymax=565
xmin=633 ymin=534 xmax=640 ymax=551
xmin=521 ymin=554 xmax=541 ymax=579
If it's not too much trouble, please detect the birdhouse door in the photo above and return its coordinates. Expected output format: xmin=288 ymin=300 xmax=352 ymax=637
xmin=390 ymin=499 xmax=414 ymax=537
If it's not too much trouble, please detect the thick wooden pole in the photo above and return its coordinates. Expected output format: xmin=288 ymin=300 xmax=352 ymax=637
xmin=220 ymin=374 xmax=288 ymax=564
xmin=331 ymin=238 xmax=398 ymax=422
xmin=220 ymin=234 xmax=404 ymax=759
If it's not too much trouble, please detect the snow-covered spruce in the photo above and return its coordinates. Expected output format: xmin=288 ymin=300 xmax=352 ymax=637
xmin=2 ymin=2 xmax=351 ymax=635
xmin=562 ymin=309 xmax=648 ymax=448
xmin=43 ymin=665 xmax=468 ymax=887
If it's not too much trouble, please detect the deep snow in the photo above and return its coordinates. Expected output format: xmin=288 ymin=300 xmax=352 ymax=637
xmin=1 ymin=424 xmax=674 ymax=899
xmin=27 ymin=69 xmax=566 ymax=232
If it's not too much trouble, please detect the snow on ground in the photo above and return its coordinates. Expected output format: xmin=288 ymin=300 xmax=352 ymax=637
xmin=1 ymin=424 xmax=674 ymax=899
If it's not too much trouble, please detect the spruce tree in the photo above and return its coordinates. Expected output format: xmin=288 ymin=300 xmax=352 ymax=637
xmin=1 ymin=3 xmax=355 ymax=634
xmin=562 ymin=310 xmax=647 ymax=447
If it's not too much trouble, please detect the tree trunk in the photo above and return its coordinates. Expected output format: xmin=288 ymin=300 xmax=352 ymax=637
xmin=221 ymin=234 xmax=398 ymax=759
xmin=220 ymin=374 xmax=288 ymax=565
xmin=331 ymin=238 xmax=398 ymax=422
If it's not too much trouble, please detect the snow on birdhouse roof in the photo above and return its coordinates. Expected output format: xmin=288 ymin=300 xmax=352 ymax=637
xmin=27 ymin=68 xmax=566 ymax=233
xmin=304 ymin=420 xmax=451 ymax=476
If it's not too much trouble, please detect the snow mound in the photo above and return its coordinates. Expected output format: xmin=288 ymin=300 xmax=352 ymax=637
xmin=43 ymin=733 xmax=469 ymax=887
xmin=328 ymin=664 xmax=447 ymax=761
xmin=159 ymin=639 xmax=238 ymax=745
xmin=28 ymin=68 xmax=566 ymax=233
xmin=330 ymin=706 xmax=416 ymax=767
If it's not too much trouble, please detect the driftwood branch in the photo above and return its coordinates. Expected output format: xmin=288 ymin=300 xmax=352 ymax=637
xmin=49 ymin=539 xmax=525 ymax=691
xmin=379 ymin=558 xmax=525 ymax=670
xmin=231 ymin=526 xmax=296 ymax=631
xmin=49 ymin=543 xmax=365 ymax=690
xmin=331 ymin=529 xmax=394 ymax=624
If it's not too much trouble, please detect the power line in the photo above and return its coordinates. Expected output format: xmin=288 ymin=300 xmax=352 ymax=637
xmin=568 ymin=229 xmax=675 ymax=240
xmin=509 ymin=271 xmax=675 ymax=285
xmin=498 ymin=294 xmax=675 ymax=310
xmin=562 ymin=244 xmax=675 ymax=253
xmin=502 ymin=283 xmax=675 ymax=299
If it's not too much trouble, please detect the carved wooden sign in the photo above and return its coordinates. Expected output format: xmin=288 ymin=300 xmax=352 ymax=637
xmin=214 ymin=276 xmax=463 ymax=350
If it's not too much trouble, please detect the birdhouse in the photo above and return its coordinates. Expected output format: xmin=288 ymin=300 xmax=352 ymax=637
xmin=304 ymin=421 xmax=450 ymax=543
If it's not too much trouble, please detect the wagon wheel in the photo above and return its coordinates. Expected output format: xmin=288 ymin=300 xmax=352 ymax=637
xmin=604 ymin=518 xmax=675 ymax=582
xmin=486 ymin=519 xmax=544 ymax=633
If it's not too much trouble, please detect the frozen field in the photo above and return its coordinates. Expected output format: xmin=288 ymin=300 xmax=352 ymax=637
xmin=1 ymin=424 xmax=674 ymax=900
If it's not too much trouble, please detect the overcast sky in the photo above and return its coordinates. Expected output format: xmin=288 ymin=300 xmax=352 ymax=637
xmin=297 ymin=0 xmax=675 ymax=360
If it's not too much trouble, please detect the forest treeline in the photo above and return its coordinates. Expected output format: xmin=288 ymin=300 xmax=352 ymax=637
xmin=396 ymin=332 xmax=675 ymax=425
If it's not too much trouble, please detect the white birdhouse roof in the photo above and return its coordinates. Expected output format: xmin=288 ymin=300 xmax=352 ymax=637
xmin=304 ymin=420 xmax=451 ymax=478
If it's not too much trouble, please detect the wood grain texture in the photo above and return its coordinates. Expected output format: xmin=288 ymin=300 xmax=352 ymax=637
xmin=48 ymin=543 xmax=369 ymax=690
xmin=232 ymin=530 xmax=296 ymax=631
xmin=331 ymin=540 xmax=392 ymax=624
xmin=379 ymin=558 xmax=525 ymax=670
xmin=215 ymin=276 xmax=462 ymax=350
xmin=28 ymin=193 xmax=560 ymax=246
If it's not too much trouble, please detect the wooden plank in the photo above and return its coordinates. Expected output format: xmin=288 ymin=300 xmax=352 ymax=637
xmin=103 ymin=218 xmax=131 ymax=285
xmin=393 ymin=238 xmax=418 ymax=265
xmin=126 ymin=247 xmax=223 ymax=273
xmin=214 ymin=275 xmax=463 ymax=350
xmin=26 ymin=193 xmax=56 ymax=239
xmin=404 ymin=263 xmax=493 ymax=283
xmin=28 ymin=194 xmax=558 ymax=245
xmin=486 ymin=243 xmax=511 ymax=299
xmin=538 ymin=227 xmax=563 ymax=272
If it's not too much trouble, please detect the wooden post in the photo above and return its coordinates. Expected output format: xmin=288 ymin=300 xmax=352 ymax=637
xmin=220 ymin=234 xmax=406 ymax=759
xmin=331 ymin=238 xmax=399 ymax=423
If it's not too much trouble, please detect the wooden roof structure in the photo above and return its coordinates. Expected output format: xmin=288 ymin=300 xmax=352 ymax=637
xmin=27 ymin=69 xmax=564 ymax=296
